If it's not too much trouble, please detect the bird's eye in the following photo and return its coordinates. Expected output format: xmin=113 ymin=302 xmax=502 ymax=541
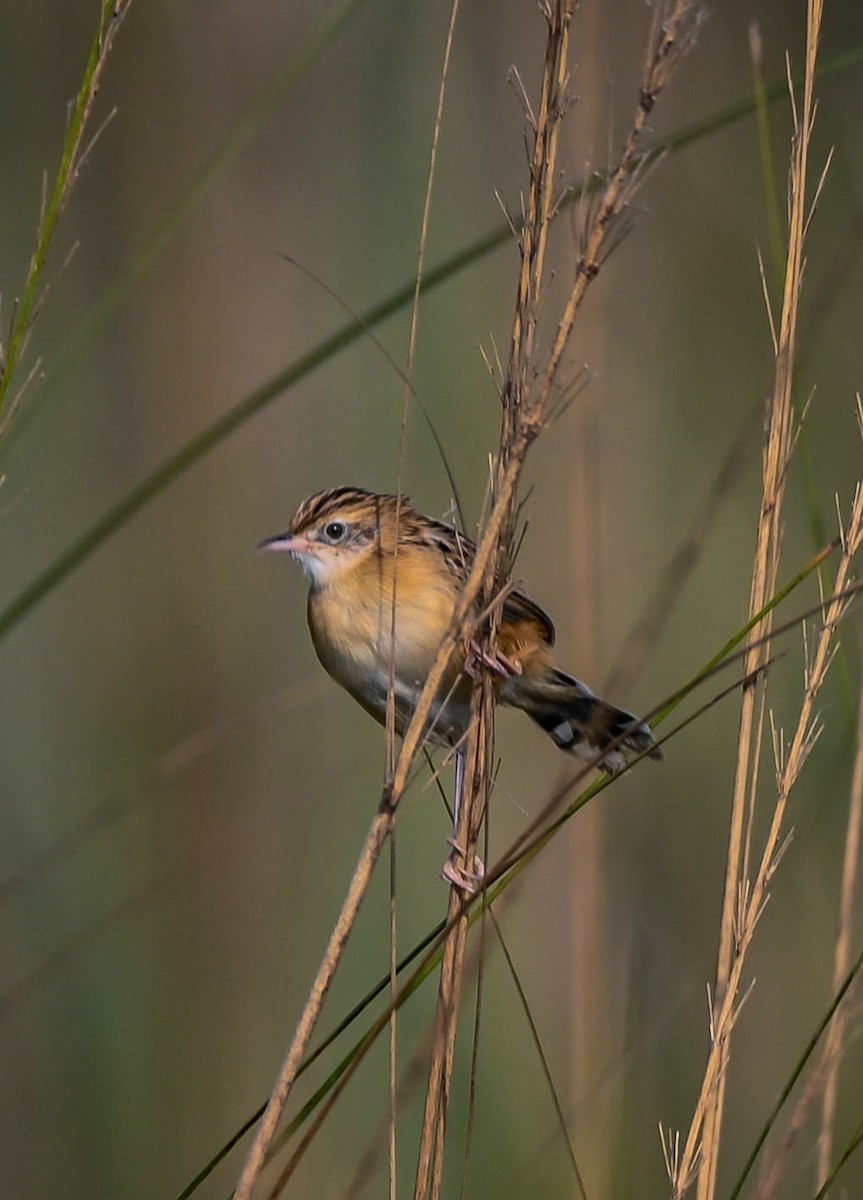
xmin=324 ymin=520 xmax=347 ymax=543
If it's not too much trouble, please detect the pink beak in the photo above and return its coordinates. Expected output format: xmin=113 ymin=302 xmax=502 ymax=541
xmin=256 ymin=532 xmax=313 ymax=555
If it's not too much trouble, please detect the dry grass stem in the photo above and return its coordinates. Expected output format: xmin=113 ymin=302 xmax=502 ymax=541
xmin=671 ymin=437 xmax=862 ymax=1197
xmin=332 ymin=847 xmax=511 ymax=1200
xmin=817 ymin=810 xmax=863 ymax=1183
xmin=233 ymin=3 xmax=699 ymax=1196
xmin=388 ymin=833 xmax=398 ymax=1200
xmin=536 ymin=4 xmax=701 ymax=407
xmin=457 ymin=835 xmax=491 ymax=1200
xmin=817 ymin=511 xmax=863 ymax=1185
xmin=389 ymin=6 xmax=463 ymax=1193
xmin=752 ymin=617 xmax=863 ymax=1200
xmin=403 ymin=0 xmax=461 ymax=389
xmin=413 ymin=0 xmax=583 ymax=1175
xmin=690 ymin=3 xmax=825 ymax=1197
xmin=417 ymin=2 xmax=699 ymax=1193
xmin=414 ymin=680 xmax=493 ymax=1200
xmin=253 ymin=568 xmax=853 ymax=1198
xmin=337 ymin=1024 xmax=438 ymax=1200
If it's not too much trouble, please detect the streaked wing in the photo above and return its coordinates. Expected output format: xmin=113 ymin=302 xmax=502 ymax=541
xmin=418 ymin=516 xmax=475 ymax=585
xmin=502 ymin=588 xmax=556 ymax=646
xmin=418 ymin=516 xmax=555 ymax=647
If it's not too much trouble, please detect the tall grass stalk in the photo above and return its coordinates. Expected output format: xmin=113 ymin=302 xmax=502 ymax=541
xmin=681 ymin=3 xmax=827 ymax=1196
xmin=817 ymin=553 xmax=863 ymax=1187
xmin=231 ymin=4 xmax=699 ymax=1198
xmin=6 ymin=43 xmax=862 ymax=649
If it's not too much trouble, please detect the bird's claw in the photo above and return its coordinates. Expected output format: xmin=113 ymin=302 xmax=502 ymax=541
xmin=442 ymin=837 xmax=485 ymax=894
xmin=464 ymin=639 xmax=522 ymax=680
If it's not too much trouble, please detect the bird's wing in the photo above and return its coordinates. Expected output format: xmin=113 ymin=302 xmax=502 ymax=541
xmin=419 ymin=517 xmax=556 ymax=647
xmin=502 ymin=588 xmax=556 ymax=646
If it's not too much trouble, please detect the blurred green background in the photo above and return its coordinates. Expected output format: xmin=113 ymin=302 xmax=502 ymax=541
xmin=2 ymin=1 xmax=863 ymax=1197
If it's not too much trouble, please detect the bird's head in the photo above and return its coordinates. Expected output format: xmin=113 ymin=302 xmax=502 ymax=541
xmin=258 ymin=486 xmax=411 ymax=587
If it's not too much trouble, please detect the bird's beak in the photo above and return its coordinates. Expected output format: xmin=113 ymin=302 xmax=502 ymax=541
xmin=256 ymin=532 xmax=311 ymax=555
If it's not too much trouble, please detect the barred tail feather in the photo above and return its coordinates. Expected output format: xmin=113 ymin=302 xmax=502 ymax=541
xmin=510 ymin=667 xmax=662 ymax=772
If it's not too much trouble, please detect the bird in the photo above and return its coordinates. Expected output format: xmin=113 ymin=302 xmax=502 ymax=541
xmin=259 ymin=486 xmax=661 ymax=883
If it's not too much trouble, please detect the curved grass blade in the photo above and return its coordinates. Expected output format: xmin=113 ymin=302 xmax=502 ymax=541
xmin=175 ymin=553 xmax=837 ymax=1196
xmin=256 ymin=573 xmax=858 ymax=1178
xmin=0 ymin=227 xmax=504 ymax=644
xmin=21 ymin=35 xmax=852 ymax=444
xmin=172 ymin=915 xmax=447 ymax=1199
xmin=1 ymin=0 xmax=371 ymax=458
xmin=811 ymin=1113 xmax=863 ymax=1200
xmin=0 ymin=1 xmax=131 ymax=426
xmin=489 ymin=908 xmax=588 ymax=1200
xmin=724 ymin=945 xmax=863 ymax=1200
xmin=3 ymin=48 xmax=863 ymax=641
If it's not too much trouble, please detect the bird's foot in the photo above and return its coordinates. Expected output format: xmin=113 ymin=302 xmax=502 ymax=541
xmin=441 ymin=837 xmax=485 ymax=894
xmin=464 ymin=639 xmax=522 ymax=680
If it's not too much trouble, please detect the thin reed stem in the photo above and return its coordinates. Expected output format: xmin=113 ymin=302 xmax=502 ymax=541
xmin=7 ymin=43 xmax=859 ymax=645
xmin=817 ymin=605 xmax=863 ymax=1187
xmin=235 ymin=571 xmax=855 ymax=1199
xmin=233 ymin=5 xmax=700 ymax=1196
xmin=673 ymin=423 xmax=863 ymax=1199
xmin=388 ymin=6 xmax=463 ymax=1192
xmin=690 ymin=4 xmax=825 ymax=1197
xmin=415 ymin=2 xmax=698 ymax=1194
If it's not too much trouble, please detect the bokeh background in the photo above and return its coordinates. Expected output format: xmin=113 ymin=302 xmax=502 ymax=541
xmin=2 ymin=1 xmax=863 ymax=1197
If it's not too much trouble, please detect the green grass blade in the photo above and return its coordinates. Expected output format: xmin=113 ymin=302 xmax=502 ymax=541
xmin=4 ymin=48 xmax=863 ymax=639
xmin=0 ymin=1 xmax=129 ymax=423
xmin=649 ymin=538 xmax=838 ymax=727
xmin=0 ymin=0 xmax=371 ymax=459
xmin=5 ymin=38 xmax=850 ymax=449
xmin=724 ymin=946 xmax=863 ymax=1200
xmin=171 ymin=915 xmax=446 ymax=1199
xmin=810 ymin=1114 xmax=863 ymax=1200
xmin=173 ymin=552 xmax=833 ymax=1196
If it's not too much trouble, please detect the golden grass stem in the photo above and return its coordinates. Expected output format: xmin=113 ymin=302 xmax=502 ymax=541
xmin=674 ymin=456 xmax=862 ymax=1200
xmin=233 ymin=4 xmax=699 ymax=1195
xmin=817 ymin=568 xmax=863 ymax=1187
xmin=390 ymin=5 xmax=463 ymax=1192
xmin=690 ymin=4 xmax=825 ymax=1197
xmin=388 ymin=833 xmax=398 ymax=1200
xmin=414 ymin=0 xmax=580 ymax=1186
xmin=414 ymin=682 xmax=492 ymax=1200
xmin=257 ymin=580 xmax=850 ymax=1198
xmin=232 ymin=340 xmax=548 ymax=1200
xmin=415 ymin=2 xmax=699 ymax=1192
xmin=753 ymin=641 xmax=863 ymax=1200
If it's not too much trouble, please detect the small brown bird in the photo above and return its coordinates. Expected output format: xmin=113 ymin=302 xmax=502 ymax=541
xmin=260 ymin=487 xmax=660 ymax=876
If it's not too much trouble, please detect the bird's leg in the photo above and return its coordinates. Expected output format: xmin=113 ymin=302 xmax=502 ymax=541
xmin=464 ymin=638 xmax=522 ymax=680
xmin=441 ymin=743 xmax=484 ymax=892
xmin=453 ymin=740 xmax=465 ymax=831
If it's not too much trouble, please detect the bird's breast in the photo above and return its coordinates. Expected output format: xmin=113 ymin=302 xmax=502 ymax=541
xmin=306 ymin=556 xmax=464 ymax=729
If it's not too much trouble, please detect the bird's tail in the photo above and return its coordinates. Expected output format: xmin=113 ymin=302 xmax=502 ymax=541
xmin=505 ymin=665 xmax=662 ymax=772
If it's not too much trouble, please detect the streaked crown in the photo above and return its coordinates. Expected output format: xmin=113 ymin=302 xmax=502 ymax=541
xmin=263 ymin=487 xmax=422 ymax=586
xmin=289 ymin=486 xmax=403 ymax=537
xmin=260 ymin=486 xmax=471 ymax=588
